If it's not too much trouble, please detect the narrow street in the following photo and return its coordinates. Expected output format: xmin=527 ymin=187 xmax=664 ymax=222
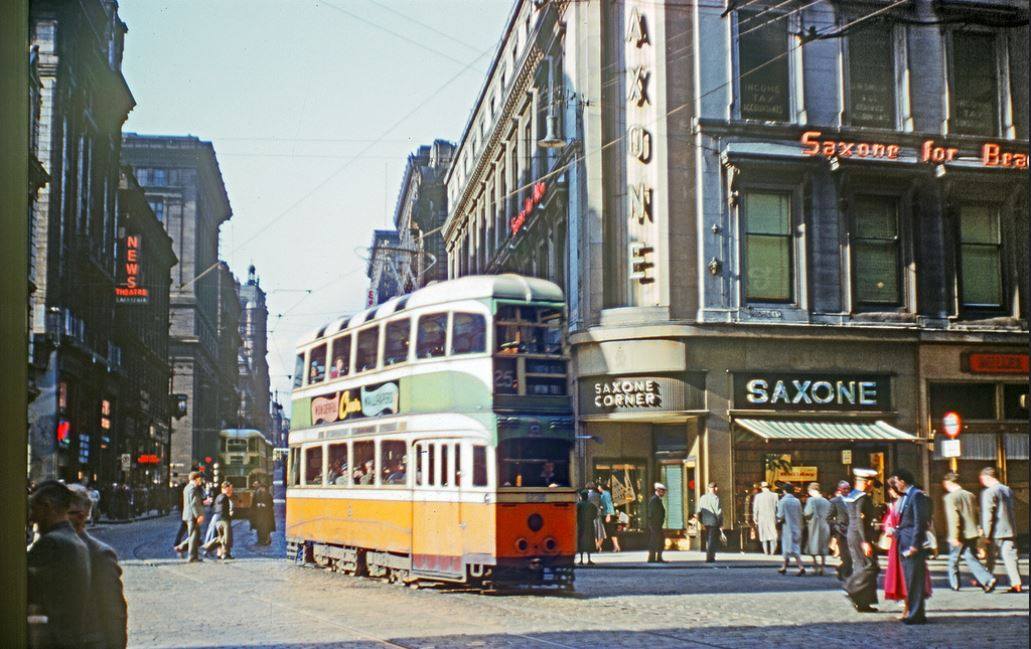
xmin=91 ymin=511 xmax=1028 ymax=649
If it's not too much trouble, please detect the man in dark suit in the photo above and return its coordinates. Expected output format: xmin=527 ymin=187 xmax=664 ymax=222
xmin=647 ymin=483 xmax=667 ymax=563
xmin=68 ymin=484 xmax=127 ymax=649
xmin=828 ymin=480 xmax=853 ymax=581
xmin=27 ymin=480 xmax=91 ymax=648
xmin=890 ymin=468 xmax=932 ymax=625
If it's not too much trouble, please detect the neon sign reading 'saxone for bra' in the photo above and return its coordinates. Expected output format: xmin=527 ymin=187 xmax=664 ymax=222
xmin=800 ymin=130 xmax=1028 ymax=169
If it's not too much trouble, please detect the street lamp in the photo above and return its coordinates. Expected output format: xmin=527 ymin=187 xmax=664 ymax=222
xmin=537 ymin=55 xmax=566 ymax=150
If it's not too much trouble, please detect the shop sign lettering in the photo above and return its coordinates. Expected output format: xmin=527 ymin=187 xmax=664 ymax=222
xmin=115 ymin=234 xmax=150 ymax=304
xmin=962 ymin=352 xmax=1030 ymax=375
xmin=800 ymin=131 xmax=1028 ymax=169
xmin=733 ymin=373 xmax=891 ymax=412
xmin=594 ymin=379 xmax=662 ymax=408
xmin=510 ymin=181 xmax=547 ymax=236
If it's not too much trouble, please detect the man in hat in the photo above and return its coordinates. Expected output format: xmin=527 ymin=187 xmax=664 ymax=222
xmin=647 ymin=483 xmax=667 ymax=563
xmin=752 ymin=481 xmax=779 ymax=555
xmin=829 ymin=480 xmax=853 ymax=580
xmin=843 ymin=468 xmax=880 ymax=612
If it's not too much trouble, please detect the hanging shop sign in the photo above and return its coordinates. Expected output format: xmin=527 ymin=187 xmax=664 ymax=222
xmin=800 ymin=131 xmax=1028 ymax=169
xmin=115 ymin=233 xmax=150 ymax=304
xmin=310 ymin=381 xmax=400 ymax=425
xmin=580 ymin=373 xmax=705 ymax=416
xmin=733 ymin=373 xmax=891 ymax=412
xmin=962 ymin=352 xmax=1029 ymax=375
xmin=509 ymin=181 xmax=548 ymax=236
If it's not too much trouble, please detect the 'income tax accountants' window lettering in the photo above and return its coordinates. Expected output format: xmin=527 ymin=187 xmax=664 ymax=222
xmin=847 ymin=21 xmax=895 ymax=129
xmin=738 ymin=10 xmax=790 ymax=122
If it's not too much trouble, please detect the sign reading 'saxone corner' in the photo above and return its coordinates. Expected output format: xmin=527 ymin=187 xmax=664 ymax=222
xmin=733 ymin=373 xmax=892 ymax=412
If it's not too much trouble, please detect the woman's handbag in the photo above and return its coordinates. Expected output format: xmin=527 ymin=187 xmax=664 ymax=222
xmin=877 ymin=531 xmax=892 ymax=552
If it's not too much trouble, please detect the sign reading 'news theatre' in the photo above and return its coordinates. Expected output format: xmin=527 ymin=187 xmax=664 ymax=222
xmin=733 ymin=373 xmax=892 ymax=412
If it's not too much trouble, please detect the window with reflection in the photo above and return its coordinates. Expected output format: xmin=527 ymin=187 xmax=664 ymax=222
xmin=452 ymin=313 xmax=486 ymax=354
xmin=743 ymin=191 xmax=793 ymax=302
xmin=950 ymin=31 xmax=999 ymax=137
xmin=498 ymin=438 xmax=571 ymax=487
xmin=381 ymin=440 xmax=408 ymax=485
xmin=738 ymin=10 xmax=789 ymax=121
xmin=327 ymin=443 xmax=349 ymax=485
xmin=384 ymin=319 xmax=411 ymax=366
xmin=847 ymin=22 xmax=895 ymax=128
xmin=416 ymin=313 xmax=448 ymax=358
xmin=852 ymin=195 xmax=901 ymax=307
xmin=307 ymin=344 xmax=327 ymax=384
xmin=304 ymin=445 xmax=323 ymax=485
xmin=355 ymin=327 xmax=380 ymax=372
xmin=292 ymin=354 xmax=304 ymax=388
xmin=958 ymin=203 xmax=1003 ymax=309
xmin=329 ymin=335 xmax=350 ymax=379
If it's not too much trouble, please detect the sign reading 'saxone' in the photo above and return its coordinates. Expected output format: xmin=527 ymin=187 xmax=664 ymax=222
xmin=733 ymin=373 xmax=891 ymax=412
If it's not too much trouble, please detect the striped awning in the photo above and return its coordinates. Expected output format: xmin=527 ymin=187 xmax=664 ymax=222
xmin=735 ymin=419 xmax=918 ymax=442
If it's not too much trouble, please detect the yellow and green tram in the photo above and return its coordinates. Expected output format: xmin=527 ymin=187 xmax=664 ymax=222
xmin=286 ymin=274 xmax=576 ymax=590
xmin=218 ymin=428 xmax=272 ymax=511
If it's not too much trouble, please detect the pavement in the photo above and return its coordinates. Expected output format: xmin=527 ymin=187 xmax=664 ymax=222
xmin=90 ymin=511 xmax=1029 ymax=649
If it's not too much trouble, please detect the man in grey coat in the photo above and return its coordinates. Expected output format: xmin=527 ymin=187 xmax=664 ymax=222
xmin=27 ymin=480 xmax=91 ymax=648
xmin=68 ymin=484 xmax=128 ymax=649
xmin=979 ymin=467 xmax=1023 ymax=593
xmin=177 ymin=471 xmax=207 ymax=562
xmin=695 ymin=482 xmax=724 ymax=563
xmin=942 ymin=472 xmax=995 ymax=593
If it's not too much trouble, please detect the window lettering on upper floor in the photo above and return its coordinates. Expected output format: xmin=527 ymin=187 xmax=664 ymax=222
xmin=847 ymin=22 xmax=896 ymax=129
xmin=738 ymin=11 xmax=790 ymax=122
xmin=950 ymin=31 xmax=1000 ymax=137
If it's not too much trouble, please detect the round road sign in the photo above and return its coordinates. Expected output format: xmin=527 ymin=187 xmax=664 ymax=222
xmin=942 ymin=411 xmax=962 ymax=438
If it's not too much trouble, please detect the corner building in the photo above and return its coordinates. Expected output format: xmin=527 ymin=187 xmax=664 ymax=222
xmin=444 ymin=0 xmax=1029 ymax=547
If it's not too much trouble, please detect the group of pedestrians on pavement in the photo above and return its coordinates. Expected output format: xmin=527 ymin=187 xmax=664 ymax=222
xmin=26 ymin=480 xmax=127 ymax=649
xmin=576 ymin=481 xmax=625 ymax=564
xmin=171 ymin=471 xmax=277 ymax=562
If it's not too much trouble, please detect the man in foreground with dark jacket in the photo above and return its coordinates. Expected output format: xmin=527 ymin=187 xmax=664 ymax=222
xmin=647 ymin=483 xmax=667 ymax=563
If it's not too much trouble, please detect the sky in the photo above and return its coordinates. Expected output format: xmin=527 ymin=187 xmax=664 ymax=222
xmin=118 ymin=0 xmax=513 ymax=404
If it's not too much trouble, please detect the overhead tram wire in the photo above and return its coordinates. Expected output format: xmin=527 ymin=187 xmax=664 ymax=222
xmin=739 ymin=0 xmax=827 ymax=38
xmin=363 ymin=0 xmax=484 ymax=53
xmin=179 ymin=42 xmax=497 ymax=294
xmin=438 ymin=0 xmax=910 ymax=240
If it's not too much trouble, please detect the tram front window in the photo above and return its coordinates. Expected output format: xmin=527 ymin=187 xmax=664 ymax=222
xmin=498 ymin=438 xmax=571 ymax=487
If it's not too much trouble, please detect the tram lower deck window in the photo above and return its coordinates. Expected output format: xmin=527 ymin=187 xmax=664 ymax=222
xmin=381 ymin=440 xmax=407 ymax=484
xmin=353 ymin=441 xmax=375 ymax=485
xmin=327 ymin=443 xmax=349 ymax=485
xmin=304 ymin=446 xmax=323 ymax=485
xmin=498 ymin=438 xmax=571 ymax=487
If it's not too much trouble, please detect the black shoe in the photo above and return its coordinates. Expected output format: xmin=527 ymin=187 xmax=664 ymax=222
xmin=1006 ymin=585 xmax=1023 ymax=593
xmin=982 ymin=577 xmax=997 ymax=593
xmin=777 ymin=567 xmax=787 ymax=575
xmin=796 ymin=569 xmax=806 ymax=576
xmin=187 ymin=557 xmax=203 ymax=563
xmin=222 ymin=554 xmax=234 ymax=560
xmin=853 ymin=603 xmax=877 ymax=613
xmin=902 ymin=617 xmax=927 ymax=625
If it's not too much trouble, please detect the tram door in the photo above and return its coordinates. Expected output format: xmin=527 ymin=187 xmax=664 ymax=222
xmin=412 ymin=441 xmax=464 ymax=579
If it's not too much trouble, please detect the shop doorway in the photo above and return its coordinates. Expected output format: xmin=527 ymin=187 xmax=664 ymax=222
xmin=592 ymin=458 xmax=647 ymax=540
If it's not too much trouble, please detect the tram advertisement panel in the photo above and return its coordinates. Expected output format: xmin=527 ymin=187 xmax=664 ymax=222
xmin=310 ymin=380 xmax=400 ymax=425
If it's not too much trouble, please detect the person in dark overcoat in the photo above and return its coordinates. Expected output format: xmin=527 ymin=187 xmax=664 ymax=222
xmin=27 ymin=480 xmax=92 ymax=649
xmin=68 ymin=484 xmax=127 ymax=649
xmin=843 ymin=469 xmax=880 ymax=612
xmin=251 ymin=482 xmax=276 ymax=545
xmin=647 ymin=483 xmax=667 ymax=563
xmin=828 ymin=480 xmax=853 ymax=581
xmin=576 ymin=489 xmax=598 ymax=565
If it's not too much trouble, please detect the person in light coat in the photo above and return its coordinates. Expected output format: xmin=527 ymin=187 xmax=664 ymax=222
xmin=979 ymin=467 xmax=1023 ymax=593
xmin=776 ymin=482 xmax=806 ymax=576
xmin=803 ymin=482 xmax=832 ymax=575
xmin=751 ymin=481 xmax=779 ymax=555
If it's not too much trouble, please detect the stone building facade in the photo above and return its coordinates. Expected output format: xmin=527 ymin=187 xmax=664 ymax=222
xmin=121 ymin=134 xmax=236 ymax=480
xmin=444 ymin=0 xmax=1029 ymax=544
xmin=27 ymin=0 xmax=136 ymax=484
xmin=238 ymin=264 xmax=272 ymax=436
xmin=366 ymin=229 xmax=404 ymax=306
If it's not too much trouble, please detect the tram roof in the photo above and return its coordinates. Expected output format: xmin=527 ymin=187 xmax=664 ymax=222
xmin=298 ymin=274 xmax=564 ymax=347
xmin=219 ymin=428 xmax=267 ymax=440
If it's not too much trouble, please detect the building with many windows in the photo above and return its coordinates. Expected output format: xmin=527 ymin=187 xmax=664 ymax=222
xmin=122 ymin=134 xmax=236 ymax=481
xmin=443 ymin=0 xmax=1029 ymax=544
xmin=238 ymin=264 xmax=272 ymax=436
xmin=366 ymin=229 xmax=405 ymax=306
xmin=391 ymin=141 xmax=456 ymax=291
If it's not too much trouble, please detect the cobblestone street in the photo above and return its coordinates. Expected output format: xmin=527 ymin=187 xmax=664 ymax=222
xmin=90 ymin=511 xmax=1028 ymax=649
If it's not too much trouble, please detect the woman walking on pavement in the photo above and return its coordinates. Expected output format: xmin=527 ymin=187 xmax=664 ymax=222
xmin=576 ymin=489 xmax=598 ymax=565
xmin=803 ymin=482 xmax=832 ymax=575
xmin=776 ymin=482 xmax=806 ymax=576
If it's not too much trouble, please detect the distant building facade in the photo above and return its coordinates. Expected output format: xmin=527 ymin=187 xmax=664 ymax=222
xmin=27 ymin=0 xmax=136 ymax=483
xmin=238 ymin=265 xmax=271 ymax=435
xmin=122 ymin=134 xmax=235 ymax=480
xmin=392 ymin=140 xmax=455 ymax=291
xmin=366 ymin=229 xmax=404 ymax=306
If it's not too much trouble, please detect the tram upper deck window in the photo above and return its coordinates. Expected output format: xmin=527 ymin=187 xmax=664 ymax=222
xmin=498 ymin=438 xmax=571 ymax=487
xmin=353 ymin=440 xmax=375 ymax=485
xmin=451 ymin=313 xmax=486 ymax=355
xmin=329 ymin=335 xmax=351 ymax=379
xmin=307 ymin=344 xmax=327 ymax=384
xmin=381 ymin=440 xmax=407 ymax=485
xmin=327 ymin=442 xmax=349 ymax=485
xmin=384 ymin=319 xmax=411 ymax=366
xmin=495 ymin=306 xmax=562 ymax=356
xmin=355 ymin=327 xmax=380 ymax=373
xmin=416 ymin=313 xmax=448 ymax=358
xmin=304 ymin=445 xmax=324 ymax=485
xmin=292 ymin=354 xmax=304 ymax=389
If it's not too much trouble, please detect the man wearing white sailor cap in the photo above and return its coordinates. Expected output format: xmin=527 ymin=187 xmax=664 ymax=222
xmin=842 ymin=468 xmax=881 ymax=612
xmin=646 ymin=483 xmax=667 ymax=563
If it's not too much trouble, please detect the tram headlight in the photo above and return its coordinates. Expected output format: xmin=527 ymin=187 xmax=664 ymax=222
xmin=515 ymin=537 xmax=529 ymax=553
xmin=527 ymin=513 xmax=544 ymax=532
xmin=542 ymin=537 xmax=558 ymax=553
